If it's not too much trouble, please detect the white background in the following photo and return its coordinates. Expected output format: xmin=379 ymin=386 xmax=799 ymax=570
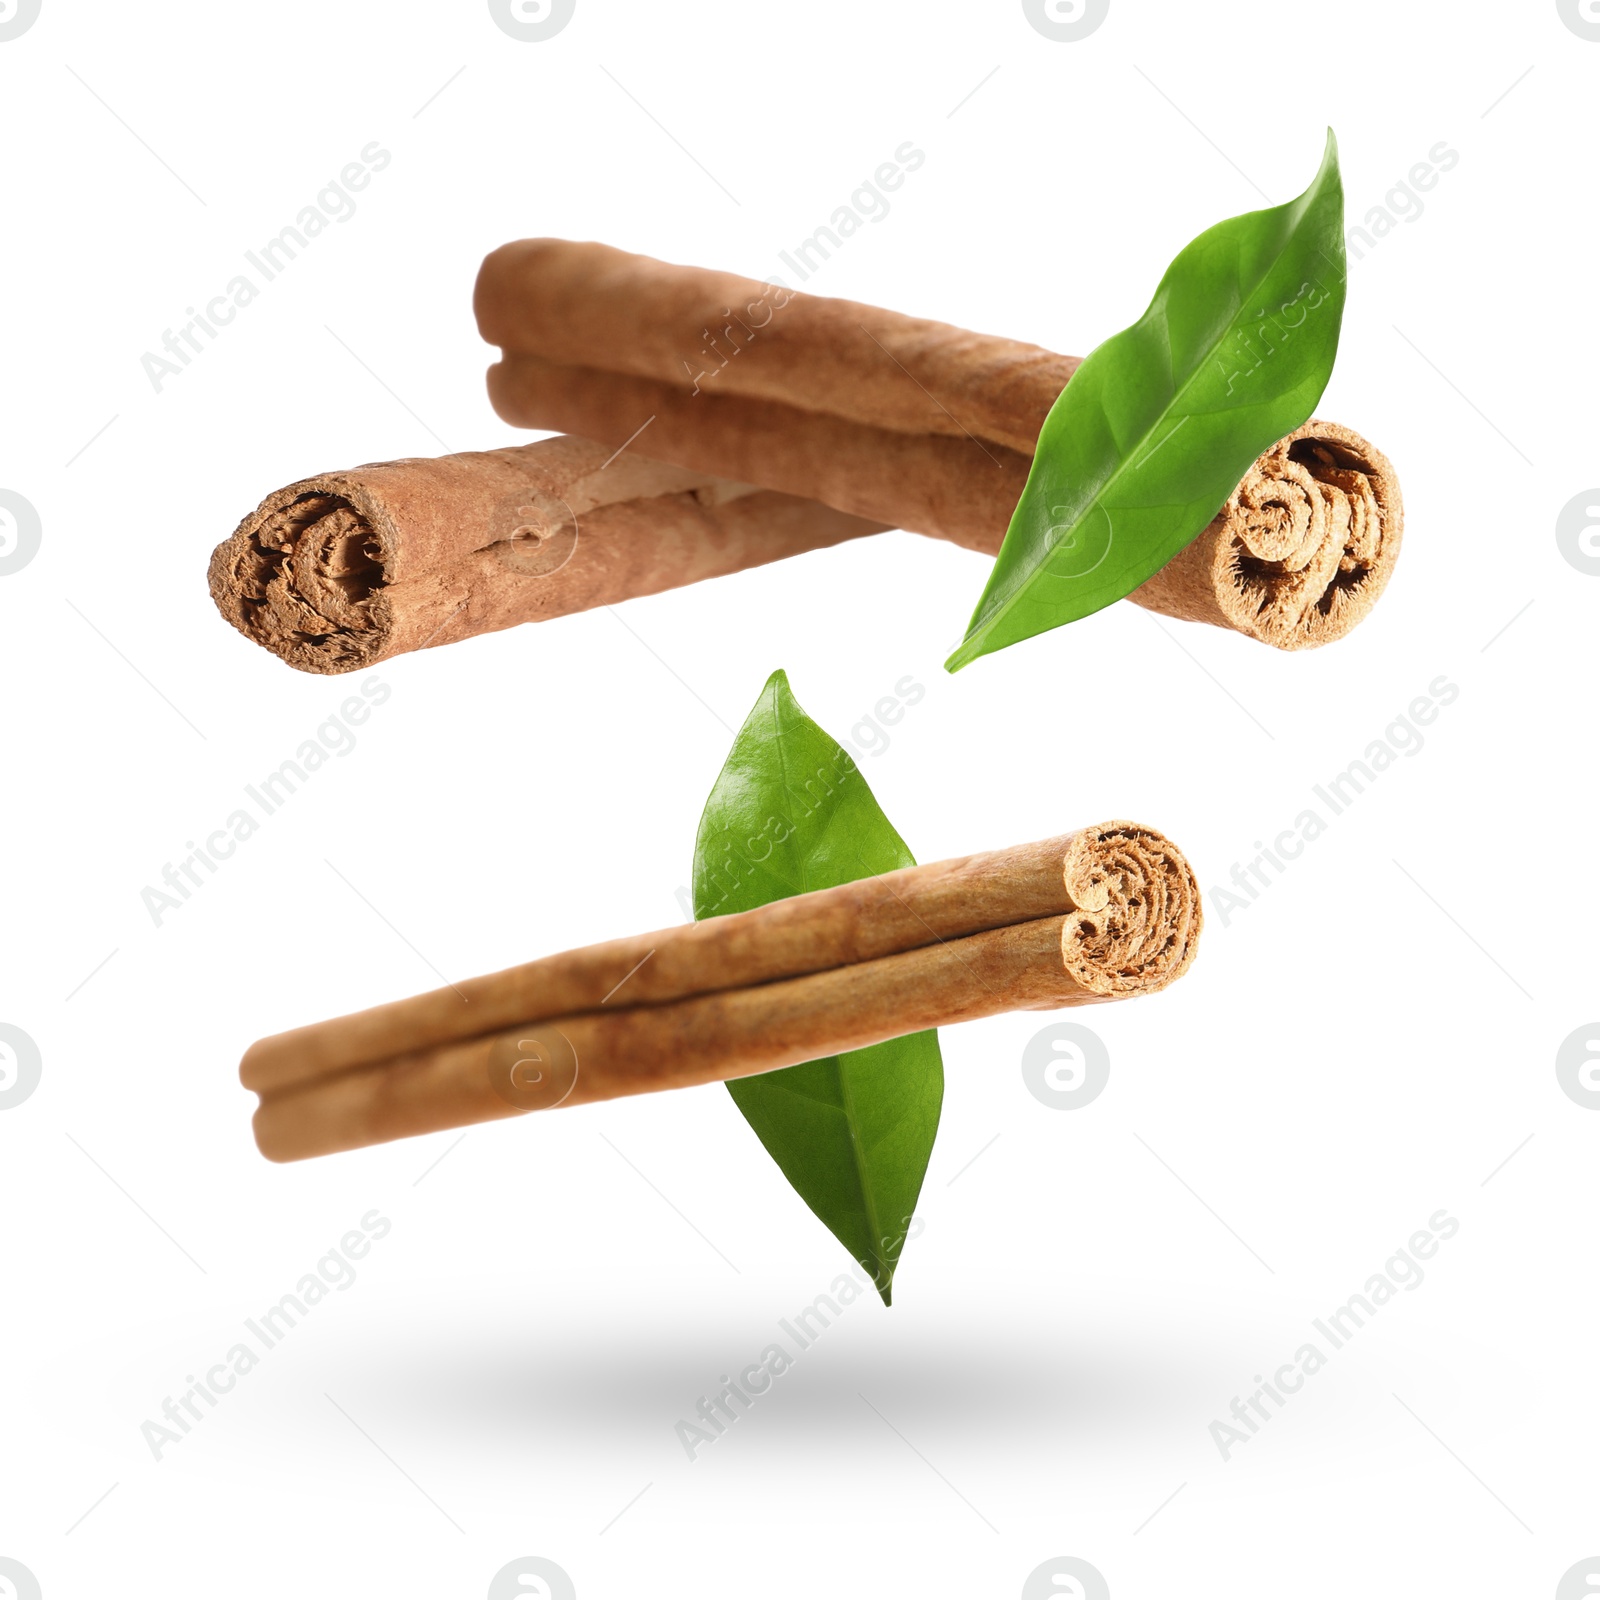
xmin=2 ymin=2 xmax=1595 ymax=1596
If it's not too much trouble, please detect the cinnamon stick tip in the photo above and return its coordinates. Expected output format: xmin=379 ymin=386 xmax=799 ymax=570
xmin=1060 ymin=821 xmax=1202 ymax=997
xmin=250 ymin=1102 xmax=302 ymax=1164
xmin=208 ymin=475 xmax=398 ymax=676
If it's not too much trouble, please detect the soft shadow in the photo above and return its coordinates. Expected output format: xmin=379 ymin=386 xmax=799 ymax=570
xmin=299 ymin=1308 xmax=1242 ymax=1455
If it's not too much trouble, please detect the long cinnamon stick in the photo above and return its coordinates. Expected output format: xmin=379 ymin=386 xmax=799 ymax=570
xmin=256 ymin=917 xmax=1082 ymax=1162
xmin=244 ymin=821 xmax=1201 ymax=1162
xmin=243 ymin=825 xmax=1175 ymax=1096
xmin=208 ymin=436 xmax=885 ymax=675
xmin=475 ymin=237 xmax=1078 ymax=455
xmin=476 ymin=240 xmax=1403 ymax=650
xmin=488 ymin=354 xmax=1030 ymax=550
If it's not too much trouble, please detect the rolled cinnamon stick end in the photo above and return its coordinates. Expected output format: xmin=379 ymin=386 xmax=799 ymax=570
xmin=207 ymin=437 xmax=884 ymax=675
xmin=1126 ymin=420 xmax=1404 ymax=650
xmin=1060 ymin=821 xmax=1202 ymax=996
xmin=245 ymin=821 xmax=1200 ymax=1162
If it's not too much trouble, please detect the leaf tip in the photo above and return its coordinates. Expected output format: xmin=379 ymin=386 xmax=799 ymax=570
xmin=942 ymin=639 xmax=977 ymax=674
xmin=757 ymin=665 xmax=803 ymax=723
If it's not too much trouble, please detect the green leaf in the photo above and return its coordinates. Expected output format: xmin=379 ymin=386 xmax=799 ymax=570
xmin=947 ymin=129 xmax=1347 ymax=671
xmin=692 ymin=669 xmax=941 ymax=1305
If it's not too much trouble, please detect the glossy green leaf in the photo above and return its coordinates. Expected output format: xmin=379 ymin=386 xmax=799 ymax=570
xmin=692 ymin=670 xmax=941 ymax=1305
xmin=947 ymin=129 xmax=1347 ymax=671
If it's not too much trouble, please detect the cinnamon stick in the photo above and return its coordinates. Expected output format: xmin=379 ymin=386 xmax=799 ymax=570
xmin=243 ymin=831 xmax=1094 ymax=1097
xmin=208 ymin=436 xmax=885 ymax=675
xmin=476 ymin=240 xmax=1404 ymax=650
xmin=244 ymin=821 xmax=1201 ymax=1161
xmin=474 ymin=237 xmax=1078 ymax=455
xmin=487 ymin=353 xmax=1030 ymax=550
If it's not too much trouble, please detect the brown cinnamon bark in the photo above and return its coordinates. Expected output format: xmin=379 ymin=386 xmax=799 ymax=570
xmin=208 ymin=436 xmax=885 ymax=675
xmin=1133 ymin=419 xmax=1403 ymax=647
xmin=244 ymin=822 xmax=1201 ymax=1162
xmin=255 ymin=918 xmax=1084 ymax=1162
xmin=242 ymin=831 xmax=1095 ymax=1097
xmin=477 ymin=240 xmax=1403 ymax=650
xmin=474 ymin=237 xmax=1078 ymax=455
xmin=487 ymin=354 xmax=1030 ymax=547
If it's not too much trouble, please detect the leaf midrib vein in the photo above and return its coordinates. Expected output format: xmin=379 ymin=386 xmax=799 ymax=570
xmin=772 ymin=682 xmax=889 ymax=1286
